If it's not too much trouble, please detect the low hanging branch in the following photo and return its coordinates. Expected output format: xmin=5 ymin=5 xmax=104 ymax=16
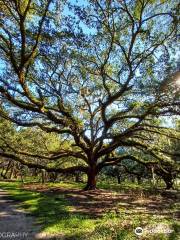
xmin=0 ymin=151 xmax=88 ymax=174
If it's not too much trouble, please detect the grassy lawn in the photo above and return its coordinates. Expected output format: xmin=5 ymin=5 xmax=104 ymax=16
xmin=0 ymin=181 xmax=179 ymax=240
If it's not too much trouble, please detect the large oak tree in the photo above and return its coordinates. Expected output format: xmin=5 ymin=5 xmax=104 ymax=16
xmin=0 ymin=0 xmax=179 ymax=189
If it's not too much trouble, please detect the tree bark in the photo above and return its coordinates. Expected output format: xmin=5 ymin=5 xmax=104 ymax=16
xmin=130 ymin=175 xmax=135 ymax=183
xmin=75 ymin=171 xmax=81 ymax=183
xmin=117 ymin=175 xmax=121 ymax=184
xmin=3 ymin=161 xmax=12 ymax=179
xmin=9 ymin=165 xmax=14 ymax=179
xmin=151 ymin=166 xmax=156 ymax=186
xmin=84 ymin=167 xmax=97 ymax=190
xmin=164 ymin=177 xmax=174 ymax=190
xmin=41 ymin=169 xmax=46 ymax=183
xmin=137 ymin=176 xmax=142 ymax=185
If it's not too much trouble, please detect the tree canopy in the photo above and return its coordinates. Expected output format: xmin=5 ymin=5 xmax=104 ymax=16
xmin=0 ymin=0 xmax=179 ymax=189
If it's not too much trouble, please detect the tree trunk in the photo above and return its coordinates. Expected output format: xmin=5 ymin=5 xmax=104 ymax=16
xmin=13 ymin=168 xmax=18 ymax=179
xmin=1 ymin=167 xmax=7 ymax=179
xmin=20 ymin=171 xmax=24 ymax=183
xmin=137 ymin=176 xmax=141 ymax=185
xmin=9 ymin=165 xmax=14 ymax=179
xmin=117 ymin=175 xmax=121 ymax=184
xmin=41 ymin=169 xmax=46 ymax=184
xmin=75 ymin=172 xmax=81 ymax=183
xmin=130 ymin=175 xmax=135 ymax=183
xmin=2 ymin=161 xmax=12 ymax=179
xmin=151 ymin=166 xmax=156 ymax=186
xmin=84 ymin=168 xmax=97 ymax=190
xmin=164 ymin=177 xmax=174 ymax=190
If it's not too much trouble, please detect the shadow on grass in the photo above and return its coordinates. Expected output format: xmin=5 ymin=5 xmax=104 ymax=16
xmin=0 ymin=181 xmax=179 ymax=240
xmin=0 ymin=182 xmax=98 ymax=239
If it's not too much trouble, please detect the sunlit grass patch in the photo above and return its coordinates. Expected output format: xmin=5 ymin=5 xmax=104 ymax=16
xmin=47 ymin=181 xmax=84 ymax=189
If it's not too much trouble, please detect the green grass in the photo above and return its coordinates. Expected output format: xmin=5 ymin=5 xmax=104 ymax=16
xmin=0 ymin=181 xmax=179 ymax=240
xmin=47 ymin=181 xmax=84 ymax=189
xmin=0 ymin=181 xmax=98 ymax=238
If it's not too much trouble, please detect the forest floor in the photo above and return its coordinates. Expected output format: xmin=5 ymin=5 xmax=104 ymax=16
xmin=23 ymin=183 xmax=180 ymax=218
xmin=0 ymin=181 xmax=179 ymax=240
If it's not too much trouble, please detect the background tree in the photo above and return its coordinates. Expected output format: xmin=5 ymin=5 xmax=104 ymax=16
xmin=151 ymin=120 xmax=180 ymax=189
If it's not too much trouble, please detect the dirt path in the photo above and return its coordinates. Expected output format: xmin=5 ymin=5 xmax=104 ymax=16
xmin=0 ymin=189 xmax=40 ymax=240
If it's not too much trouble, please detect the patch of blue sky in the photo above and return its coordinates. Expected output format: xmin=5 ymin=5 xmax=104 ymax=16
xmin=63 ymin=0 xmax=97 ymax=35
